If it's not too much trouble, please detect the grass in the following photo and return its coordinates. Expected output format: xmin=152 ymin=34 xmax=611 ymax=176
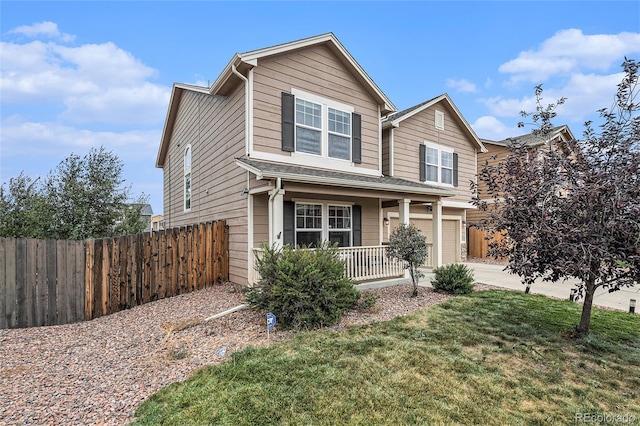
xmin=132 ymin=290 xmax=640 ymax=425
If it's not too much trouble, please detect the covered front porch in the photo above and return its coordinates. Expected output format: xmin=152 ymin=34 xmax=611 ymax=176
xmin=252 ymin=243 xmax=434 ymax=284
xmin=237 ymin=158 xmax=454 ymax=285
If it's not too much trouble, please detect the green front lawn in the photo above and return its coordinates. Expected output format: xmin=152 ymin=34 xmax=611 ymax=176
xmin=133 ymin=290 xmax=640 ymax=425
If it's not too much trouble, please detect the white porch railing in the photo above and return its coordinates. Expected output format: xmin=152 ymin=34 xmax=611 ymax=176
xmin=340 ymin=245 xmax=404 ymax=281
xmin=251 ymin=244 xmax=433 ymax=284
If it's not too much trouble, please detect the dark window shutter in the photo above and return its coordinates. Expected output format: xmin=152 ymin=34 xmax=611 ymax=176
xmin=352 ymin=205 xmax=362 ymax=247
xmin=283 ymin=201 xmax=295 ymax=246
xmin=419 ymin=144 xmax=426 ymax=182
xmin=281 ymin=92 xmax=295 ymax=152
xmin=453 ymin=153 xmax=459 ymax=187
xmin=352 ymin=113 xmax=361 ymax=164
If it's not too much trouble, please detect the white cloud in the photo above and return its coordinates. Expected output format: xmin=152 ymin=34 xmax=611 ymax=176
xmin=471 ymin=116 xmax=523 ymax=141
xmin=0 ymin=27 xmax=169 ymax=126
xmin=0 ymin=119 xmax=161 ymax=160
xmin=480 ymin=95 xmax=536 ymax=119
xmin=7 ymin=21 xmax=75 ymax=42
xmin=479 ymin=71 xmax=623 ymax=126
xmin=499 ymin=29 xmax=640 ymax=83
xmin=446 ymin=78 xmax=477 ymax=93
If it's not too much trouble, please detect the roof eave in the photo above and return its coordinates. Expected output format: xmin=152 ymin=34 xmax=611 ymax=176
xmin=235 ymin=159 xmax=455 ymax=197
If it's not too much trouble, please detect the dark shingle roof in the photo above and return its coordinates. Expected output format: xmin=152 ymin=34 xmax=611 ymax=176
xmin=235 ymin=158 xmax=455 ymax=197
xmin=382 ymin=95 xmax=441 ymax=123
xmin=482 ymin=125 xmax=572 ymax=147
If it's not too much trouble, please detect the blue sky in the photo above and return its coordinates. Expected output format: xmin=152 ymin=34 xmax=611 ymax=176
xmin=1 ymin=1 xmax=639 ymax=215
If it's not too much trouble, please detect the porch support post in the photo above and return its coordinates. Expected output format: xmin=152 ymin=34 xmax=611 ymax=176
xmin=269 ymin=182 xmax=284 ymax=249
xmin=399 ymin=198 xmax=411 ymax=279
xmin=432 ymin=198 xmax=443 ymax=267
xmin=398 ymin=198 xmax=411 ymax=225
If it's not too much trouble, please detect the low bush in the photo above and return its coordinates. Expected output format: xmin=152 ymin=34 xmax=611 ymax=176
xmin=244 ymin=242 xmax=360 ymax=330
xmin=431 ymin=263 xmax=475 ymax=295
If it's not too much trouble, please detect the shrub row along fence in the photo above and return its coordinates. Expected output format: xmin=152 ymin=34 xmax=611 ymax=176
xmin=1 ymin=221 xmax=229 ymax=329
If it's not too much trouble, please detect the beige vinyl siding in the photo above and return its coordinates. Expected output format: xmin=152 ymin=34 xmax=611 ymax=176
xmin=382 ymin=129 xmax=390 ymax=176
xmin=162 ymin=85 xmax=249 ymax=284
xmin=476 ymin=142 xmax=510 ymax=199
xmin=252 ymin=193 xmax=269 ymax=248
xmin=391 ymin=103 xmax=477 ymax=204
xmin=252 ymin=44 xmax=380 ymax=171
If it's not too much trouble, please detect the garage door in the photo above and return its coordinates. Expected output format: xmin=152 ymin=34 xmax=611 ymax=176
xmin=389 ymin=217 xmax=459 ymax=264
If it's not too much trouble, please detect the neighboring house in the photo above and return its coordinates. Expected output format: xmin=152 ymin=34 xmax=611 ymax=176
xmin=134 ymin=203 xmax=154 ymax=232
xmin=156 ymin=33 xmax=486 ymax=285
xmin=467 ymin=124 xmax=575 ymax=226
xmin=151 ymin=214 xmax=165 ymax=231
xmin=116 ymin=203 xmax=153 ymax=233
xmin=466 ymin=125 xmax=575 ymax=258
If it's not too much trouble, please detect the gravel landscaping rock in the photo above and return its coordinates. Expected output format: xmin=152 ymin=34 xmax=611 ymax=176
xmin=0 ymin=282 xmax=461 ymax=425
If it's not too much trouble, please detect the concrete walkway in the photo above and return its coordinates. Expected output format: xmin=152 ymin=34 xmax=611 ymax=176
xmin=358 ymin=262 xmax=639 ymax=313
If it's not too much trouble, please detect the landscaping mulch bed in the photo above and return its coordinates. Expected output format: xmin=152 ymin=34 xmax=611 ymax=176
xmin=0 ymin=281 xmax=481 ymax=425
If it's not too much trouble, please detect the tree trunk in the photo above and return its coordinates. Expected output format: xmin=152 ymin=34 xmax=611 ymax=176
xmin=576 ymin=279 xmax=597 ymax=335
xmin=410 ymin=267 xmax=418 ymax=298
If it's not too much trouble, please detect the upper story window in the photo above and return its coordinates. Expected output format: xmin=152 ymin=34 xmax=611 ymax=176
xmin=420 ymin=142 xmax=458 ymax=187
xmin=184 ymin=145 xmax=191 ymax=211
xmin=294 ymin=93 xmax=352 ymax=161
xmin=282 ymin=89 xmax=361 ymax=164
xmin=295 ymin=99 xmax=322 ymax=155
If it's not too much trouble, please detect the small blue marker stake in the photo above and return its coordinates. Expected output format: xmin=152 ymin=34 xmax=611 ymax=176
xmin=266 ymin=312 xmax=276 ymax=339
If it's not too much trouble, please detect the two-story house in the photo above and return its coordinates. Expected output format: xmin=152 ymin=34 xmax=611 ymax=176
xmin=156 ymin=33 xmax=486 ymax=285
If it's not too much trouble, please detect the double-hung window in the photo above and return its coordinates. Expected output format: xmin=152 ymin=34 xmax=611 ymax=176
xmin=420 ymin=143 xmax=457 ymax=186
xmin=440 ymin=151 xmax=454 ymax=185
xmin=290 ymin=89 xmax=355 ymax=161
xmin=327 ymin=108 xmax=351 ymax=160
xmin=328 ymin=205 xmax=351 ymax=247
xmin=295 ymin=203 xmax=352 ymax=247
xmin=295 ymin=99 xmax=322 ymax=155
xmin=295 ymin=203 xmax=323 ymax=247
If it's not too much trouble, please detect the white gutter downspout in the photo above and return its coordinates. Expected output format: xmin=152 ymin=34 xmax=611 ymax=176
xmin=231 ymin=65 xmax=250 ymax=156
xmin=233 ymin=64 xmax=254 ymax=284
xmin=268 ymin=177 xmax=284 ymax=248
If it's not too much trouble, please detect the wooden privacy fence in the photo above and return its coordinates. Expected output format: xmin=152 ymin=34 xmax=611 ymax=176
xmin=468 ymin=226 xmax=506 ymax=259
xmin=0 ymin=238 xmax=85 ymax=329
xmin=1 ymin=221 xmax=229 ymax=329
xmin=85 ymin=221 xmax=228 ymax=320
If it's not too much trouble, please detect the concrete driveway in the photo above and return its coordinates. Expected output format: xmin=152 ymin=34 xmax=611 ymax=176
xmin=420 ymin=262 xmax=639 ymax=313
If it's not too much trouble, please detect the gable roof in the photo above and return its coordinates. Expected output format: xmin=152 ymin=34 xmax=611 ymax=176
xmin=481 ymin=125 xmax=575 ymax=148
xmin=156 ymin=83 xmax=220 ymax=168
xmin=235 ymin=157 xmax=455 ymax=197
xmin=382 ymin=94 xmax=487 ymax=153
xmin=210 ymin=33 xmax=396 ymax=115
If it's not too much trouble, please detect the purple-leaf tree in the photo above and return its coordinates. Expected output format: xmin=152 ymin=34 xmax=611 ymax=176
xmin=472 ymin=58 xmax=639 ymax=335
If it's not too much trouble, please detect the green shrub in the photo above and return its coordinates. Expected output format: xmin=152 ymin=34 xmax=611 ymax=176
xmin=431 ymin=263 xmax=475 ymax=295
xmin=244 ymin=242 xmax=360 ymax=330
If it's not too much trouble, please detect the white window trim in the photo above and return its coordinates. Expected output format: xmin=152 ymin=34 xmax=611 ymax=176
xmin=184 ymin=144 xmax=192 ymax=212
xmin=291 ymin=88 xmax=354 ymax=162
xmin=423 ymin=141 xmax=454 ymax=187
xmin=294 ymin=201 xmax=353 ymax=247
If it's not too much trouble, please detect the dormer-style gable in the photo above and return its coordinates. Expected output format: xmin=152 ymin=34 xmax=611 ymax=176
xmin=382 ymin=94 xmax=486 ymax=153
xmin=380 ymin=94 xmax=486 ymax=205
